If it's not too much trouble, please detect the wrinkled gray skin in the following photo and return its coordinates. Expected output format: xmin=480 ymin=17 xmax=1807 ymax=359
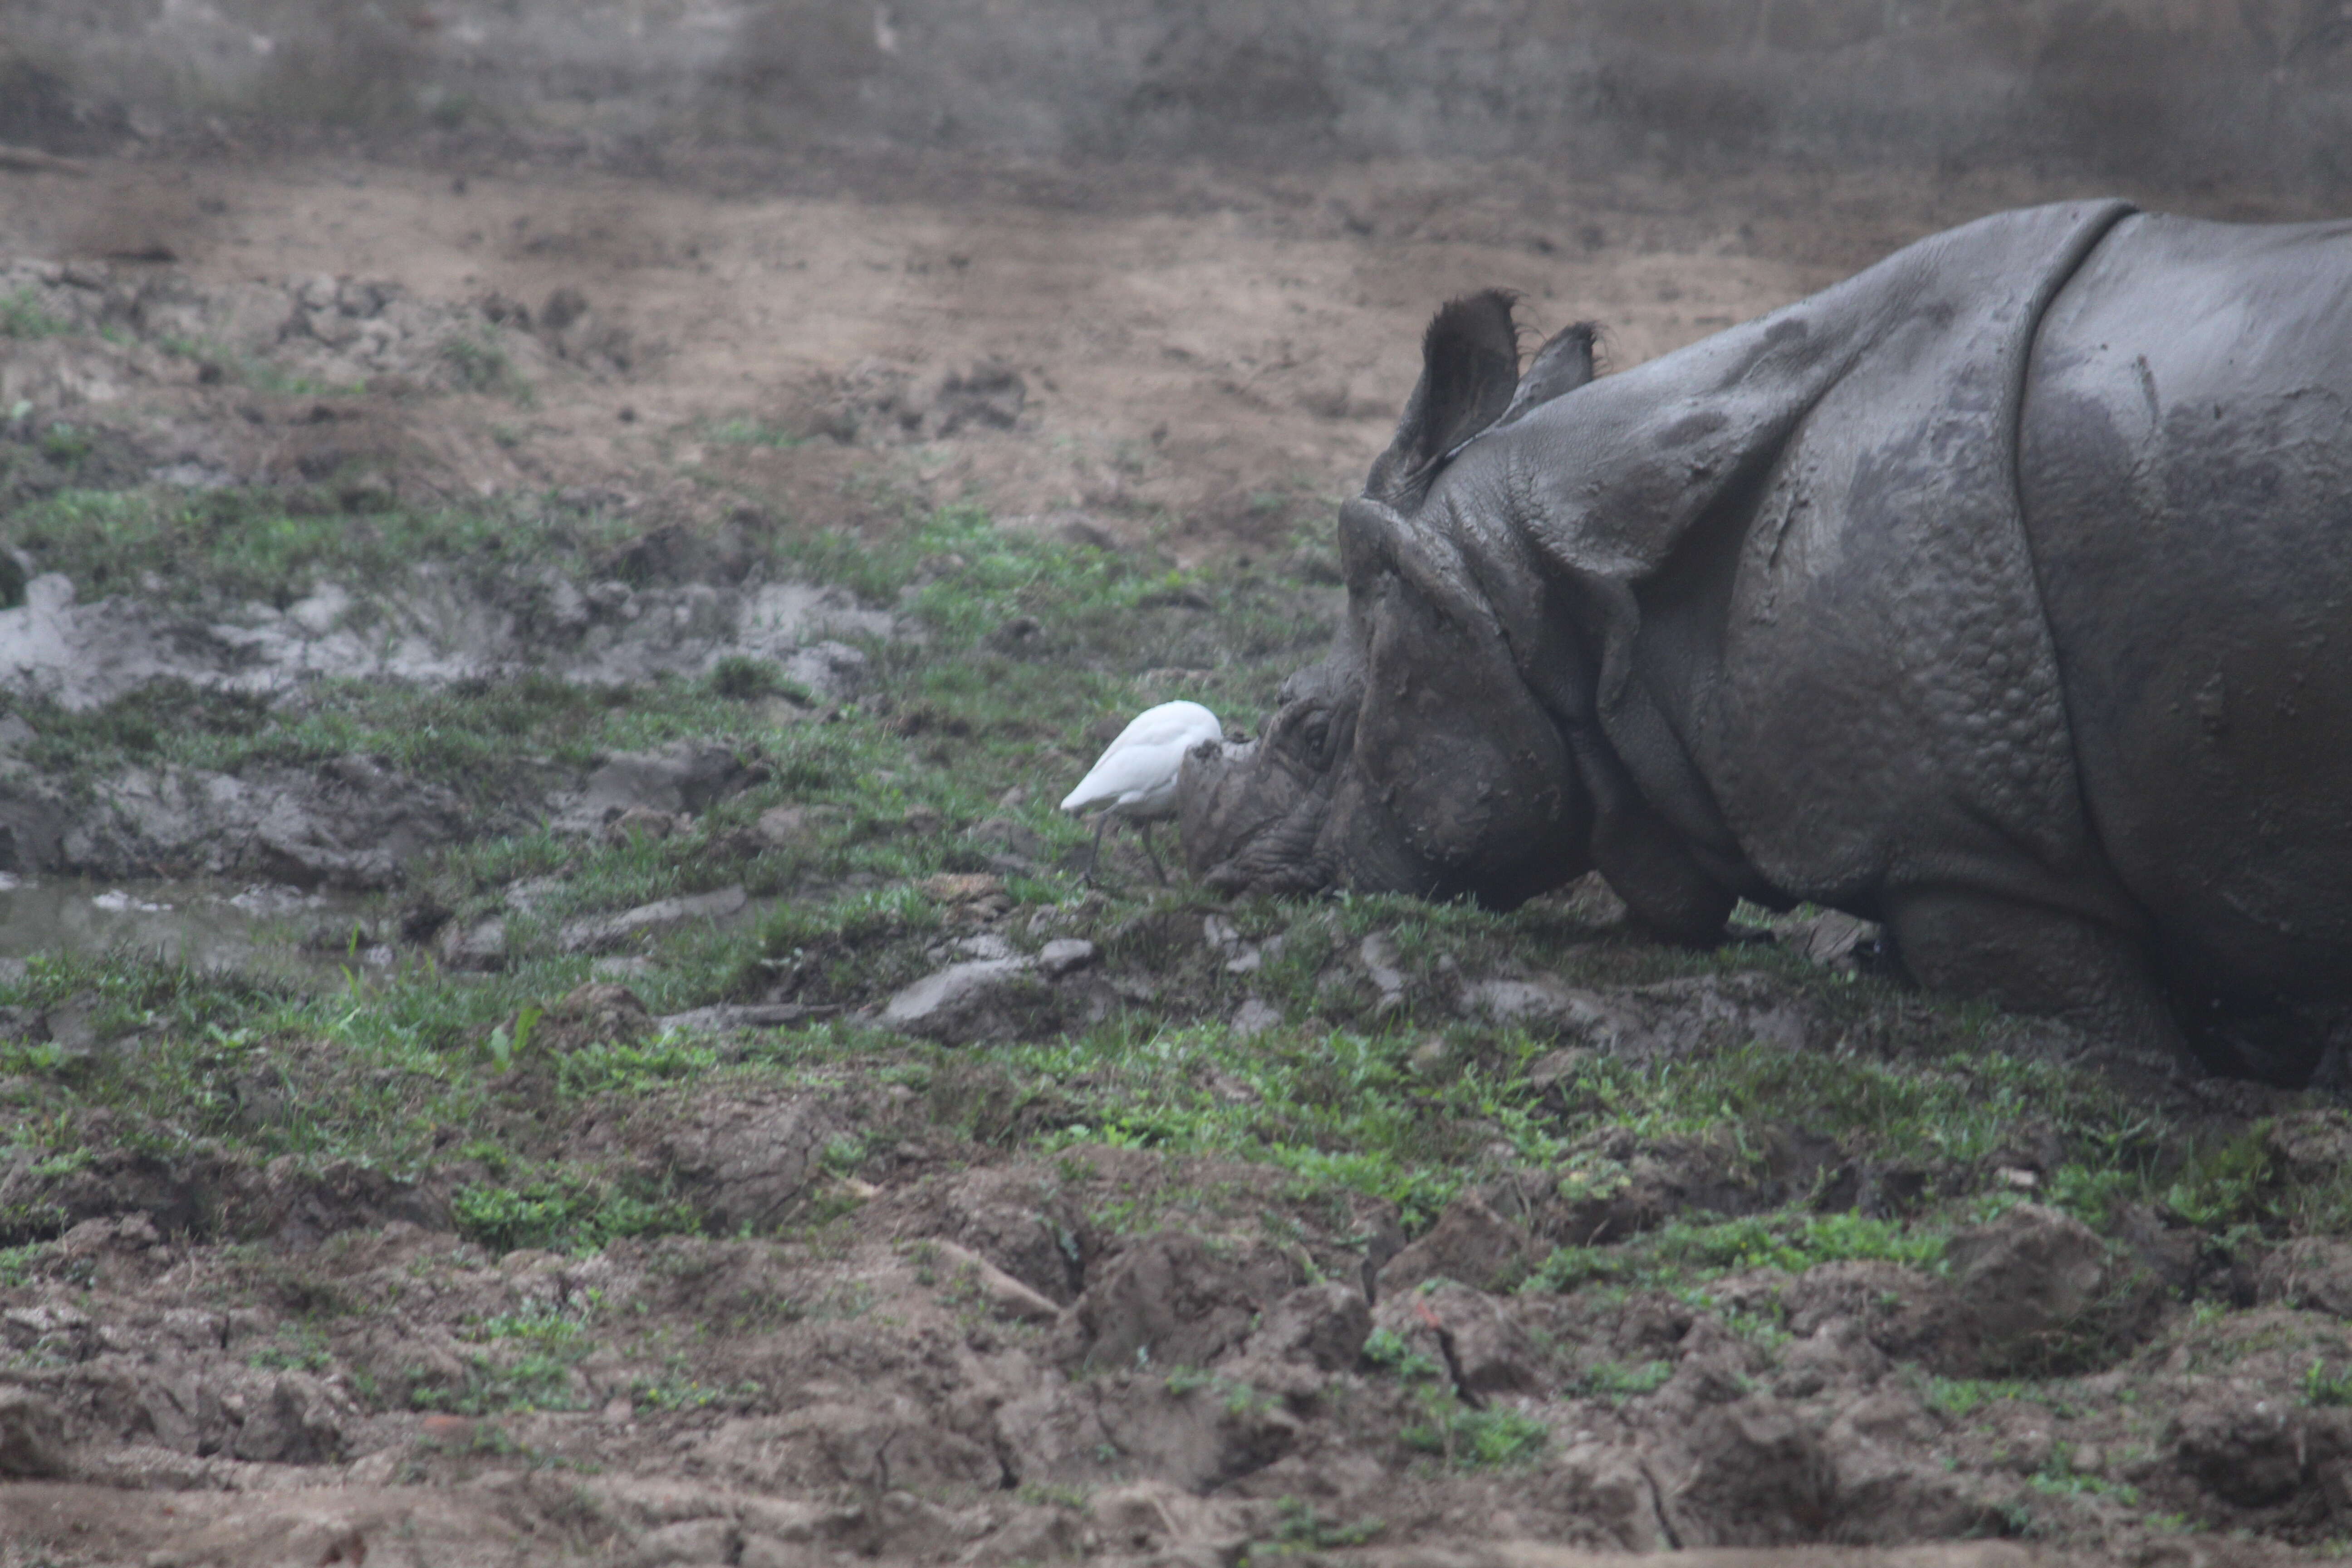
xmin=1182 ymin=200 xmax=2352 ymax=1084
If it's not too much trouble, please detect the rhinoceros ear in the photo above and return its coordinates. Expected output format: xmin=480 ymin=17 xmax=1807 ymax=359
xmin=1366 ymin=290 xmax=1520 ymax=509
xmin=1496 ymin=321 xmax=1597 ymax=428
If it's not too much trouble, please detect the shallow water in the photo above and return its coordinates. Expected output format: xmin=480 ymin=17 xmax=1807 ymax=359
xmin=0 ymin=876 xmax=368 ymax=970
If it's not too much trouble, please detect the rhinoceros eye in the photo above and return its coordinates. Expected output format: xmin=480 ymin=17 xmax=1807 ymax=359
xmin=1295 ymin=709 xmax=1331 ymax=760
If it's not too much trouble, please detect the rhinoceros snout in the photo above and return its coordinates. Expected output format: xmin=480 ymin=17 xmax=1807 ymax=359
xmin=1178 ymin=731 xmax=1340 ymax=894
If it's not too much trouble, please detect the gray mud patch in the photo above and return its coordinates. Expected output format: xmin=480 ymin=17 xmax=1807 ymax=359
xmin=0 ymin=569 xmax=887 ymax=711
xmin=0 ymin=563 xmax=888 ymax=886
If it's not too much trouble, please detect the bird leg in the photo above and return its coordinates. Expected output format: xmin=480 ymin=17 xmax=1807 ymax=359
xmin=1138 ymin=820 xmax=1168 ymax=885
xmin=1083 ymin=812 xmax=1112 ymax=887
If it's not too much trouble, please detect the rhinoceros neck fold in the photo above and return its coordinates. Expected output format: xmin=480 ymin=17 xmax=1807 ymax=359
xmin=1493 ymin=199 xmax=2149 ymax=931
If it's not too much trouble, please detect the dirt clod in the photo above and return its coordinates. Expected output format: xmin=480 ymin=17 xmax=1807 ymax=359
xmin=0 ymin=1386 xmax=68 ymax=1477
xmin=1376 ymin=1190 xmax=1537 ymax=1297
xmin=1247 ymin=1281 xmax=1372 ymax=1372
xmin=1945 ymin=1202 xmax=2141 ymax=1373
xmin=1054 ymin=1231 xmax=1303 ymax=1374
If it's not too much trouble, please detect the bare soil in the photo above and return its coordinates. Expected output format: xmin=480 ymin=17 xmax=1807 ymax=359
xmin=4 ymin=144 xmax=2254 ymax=562
xmin=2 ymin=142 xmax=2349 ymax=1568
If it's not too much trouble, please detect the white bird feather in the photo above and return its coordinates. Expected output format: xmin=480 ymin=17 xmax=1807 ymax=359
xmin=1061 ymin=700 xmax=1222 ymax=880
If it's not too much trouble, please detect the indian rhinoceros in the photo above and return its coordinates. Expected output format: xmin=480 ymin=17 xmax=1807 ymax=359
xmin=1180 ymin=199 xmax=2352 ymax=1083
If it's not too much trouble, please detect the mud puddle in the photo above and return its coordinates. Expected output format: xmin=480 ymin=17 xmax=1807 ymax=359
xmin=0 ymin=875 xmax=363 ymax=970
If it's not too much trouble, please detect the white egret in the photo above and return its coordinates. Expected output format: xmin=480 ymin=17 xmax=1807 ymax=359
xmin=1060 ymin=700 xmax=1222 ymax=883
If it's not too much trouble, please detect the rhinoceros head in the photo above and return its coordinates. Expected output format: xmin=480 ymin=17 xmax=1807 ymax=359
xmin=1180 ymin=294 xmax=1606 ymax=910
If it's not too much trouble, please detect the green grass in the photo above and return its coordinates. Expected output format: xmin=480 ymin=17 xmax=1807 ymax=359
xmin=407 ymin=1343 xmax=593 ymax=1415
xmin=1363 ymin=1326 xmax=1445 ymax=1383
xmin=2304 ymin=1359 xmax=2352 ymax=1407
xmin=154 ymin=333 xmax=365 ymax=398
xmin=702 ymin=416 xmax=804 ymax=449
xmin=5 ymin=486 xmax=644 ymax=611
xmin=1921 ymin=1375 xmax=2034 ymax=1419
xmin=451 ymin=1171 xmax=702 ymax=1254
xmin=0 ymin=288 xmax=68 ymax=340
xmin=1532 ymin=1210 xmax=1951 ymax=1294
xmin=1244 ymin=1498 xmax=1385 ymax=1562
xmin=1401 ymin=1399 xmax=1549 ymax=1469
xmin=1569 ymin=1358 xmax=1674 ymax=1403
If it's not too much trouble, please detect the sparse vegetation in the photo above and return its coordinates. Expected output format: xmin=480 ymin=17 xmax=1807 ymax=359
xmin=1244 ymin=1498 xmax=1386 ymax=1561
xmin=438 ymin=333 xmax=536 ymax=403
xmin=1400 ymin=1398 xmax=1550 ymax=1470
xmin=0 ymin=287 xmax=66 ymax=339
xmin=1533 ymin=1210 xmax=1952 ymax=1294
xmin=0 ymin=468 xmax=2342 ymax=1559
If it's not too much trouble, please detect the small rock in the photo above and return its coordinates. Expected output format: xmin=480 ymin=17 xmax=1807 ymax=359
xmin=439 ymin=916 xmax=507 ymax=972
xmin=653 ymin=1003 xmax=804 ymax=1035
xmin=1359 ymin=931 xmax=1406 ymax=1009
xmin=1037 ymin=937 xmax=1098 ymax=978
xmin=1376 ymin=1190 xmax=1535 ymax=1297
xmin=558 ymin=886 xmax=749 ymax=955
xmin=1231 ymin=998 xmax=1281 ymax=1038
xmin=0 ymin=1386 xmax=69 ymax=1477
xmin=881 ymin=958 xmax=1056 ymax=1045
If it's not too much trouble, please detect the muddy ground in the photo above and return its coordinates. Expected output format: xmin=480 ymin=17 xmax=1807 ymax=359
xmin=0 ymin=139 xmax=2351 ymax=1568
